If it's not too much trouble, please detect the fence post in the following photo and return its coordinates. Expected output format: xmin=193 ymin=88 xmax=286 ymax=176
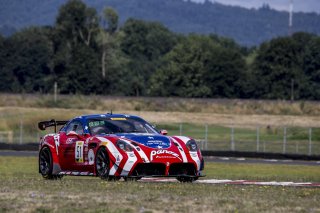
xmin=205 ymin=124 xmax=208 ymax=150
xmin=19 ymin=119 xmax=23 ymax=145
xmin=283 ymin=127 xmax=287 ymax=154
xmin=308 ymin=128 xmax=312 ymax=156
xmin=179 ymin=123 xmax=182 ymax=136
xmin=256 ymin=126 xmax=260 ymax=152
xmin=231 ymin=126 xmax=235 ymax=151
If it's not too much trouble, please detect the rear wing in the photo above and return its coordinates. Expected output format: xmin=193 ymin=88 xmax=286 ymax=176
xmin=38 ymin=119 xmax=68 ymax=133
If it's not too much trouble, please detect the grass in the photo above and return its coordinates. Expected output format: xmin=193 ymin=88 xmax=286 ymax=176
xmin=1 ymin=93 xmax=320 ymax=116
xmin=0 ymin=157 xmax=320 ymax=212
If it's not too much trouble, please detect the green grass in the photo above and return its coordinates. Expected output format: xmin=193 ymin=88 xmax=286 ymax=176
xmin=0 ymin=157 xmax=320 ymax=212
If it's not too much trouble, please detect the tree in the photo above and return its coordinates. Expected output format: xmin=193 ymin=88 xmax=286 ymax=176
xmin=0 ymin=27 xmax=54 ymax=93
xmin=55 ymin=0 xmax=99 ymax=46
xmin=98 ymin=7 xmax=119 ymax=79
xmin=252 ymin=33 xmax=315 ymax=100
xmin=120 ymin=19 xmax=178 ymax=96
xmin=149 ymin=35 xmax=246 ymax=98
xmin=303 ymin=36 xmax=320 ymax=99
xmin=53 ymin=0 xmax=101 ymax=94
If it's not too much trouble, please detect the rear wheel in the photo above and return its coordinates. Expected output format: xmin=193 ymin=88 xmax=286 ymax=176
xmin=95 ymin=148 xmax=111 ymax=180
xmin=39 ymin=147 xmax=62 ymax=180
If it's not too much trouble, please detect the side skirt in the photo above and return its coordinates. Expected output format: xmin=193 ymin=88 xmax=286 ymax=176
xmin=58 ymin=171 xmax=94 ymax=176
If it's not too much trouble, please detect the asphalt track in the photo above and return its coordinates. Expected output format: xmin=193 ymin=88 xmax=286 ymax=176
xmin=1 ymin=150 xmax=319 ymax=187
xmin=140 ymin=178 xmax=320 ymax=187
xmin=1 ymin=150 xmax=319 ymax=166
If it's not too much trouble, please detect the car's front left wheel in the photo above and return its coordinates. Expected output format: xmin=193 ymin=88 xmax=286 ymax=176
xmin=95 ymin=147 xmax=112 ymax=180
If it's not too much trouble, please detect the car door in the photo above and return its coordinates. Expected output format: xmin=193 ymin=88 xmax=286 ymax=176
xmin=59 ymin=120 xmax=86 ymax=171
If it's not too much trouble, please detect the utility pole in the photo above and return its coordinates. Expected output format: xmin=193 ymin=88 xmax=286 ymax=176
xmin=288 ymin=0 xmax=293 ymax=36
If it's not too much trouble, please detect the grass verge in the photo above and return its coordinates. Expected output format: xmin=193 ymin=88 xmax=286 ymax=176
xmin=0 ymin=157 xmax=319 ymax=212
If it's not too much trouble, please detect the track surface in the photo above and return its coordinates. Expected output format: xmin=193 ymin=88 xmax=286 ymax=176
xmin=140 ymin=178 xmax=320 ymax=187
xmin=1 ymin=150 xmax=319 ymax=187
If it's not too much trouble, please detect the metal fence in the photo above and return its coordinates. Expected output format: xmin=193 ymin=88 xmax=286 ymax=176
xmin=0 ymin=122 xmax=319 ymax=156
xmin=157 ymin=123 xmax=320 ymax=156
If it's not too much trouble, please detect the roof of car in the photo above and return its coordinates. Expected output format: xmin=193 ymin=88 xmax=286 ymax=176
xmin=75 ymin=113 xmax=141 ymax=120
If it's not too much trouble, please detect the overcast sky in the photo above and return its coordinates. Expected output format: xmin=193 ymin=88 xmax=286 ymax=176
xmin=191 ymin=0 xmax=320 ymax=13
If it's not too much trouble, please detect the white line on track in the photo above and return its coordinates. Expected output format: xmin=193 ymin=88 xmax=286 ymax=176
xmin=140 ymin=178 xmax=320 ymax=187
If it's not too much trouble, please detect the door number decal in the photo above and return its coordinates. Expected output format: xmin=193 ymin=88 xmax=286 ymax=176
xmin=75 ymin=141 xmax=84 ymax=163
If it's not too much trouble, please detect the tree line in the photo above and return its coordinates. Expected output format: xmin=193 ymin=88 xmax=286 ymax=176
xmin=0 ymin=0 xmax=319 ymax=100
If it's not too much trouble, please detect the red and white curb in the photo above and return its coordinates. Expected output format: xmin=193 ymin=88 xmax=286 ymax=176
xmin=140 ymin=178 xmax=320 ymax=187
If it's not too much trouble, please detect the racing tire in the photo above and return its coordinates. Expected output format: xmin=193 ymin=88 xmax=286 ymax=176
xmin=39 ymin=147 xmax=62 ymax=180
xmin=176 ymin=176 xmax=198 ymax=183
xmin=95 ymin=147 xmax=111 ymax=180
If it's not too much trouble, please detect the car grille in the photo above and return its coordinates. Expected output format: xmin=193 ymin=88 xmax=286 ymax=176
xmin=132 ymin=163 xmax=166 ymax=176
xmin=168 ymin=163 xmax=196 ymax=176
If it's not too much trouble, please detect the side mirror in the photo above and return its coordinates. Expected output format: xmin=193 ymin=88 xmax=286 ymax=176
xmin=160 ymin=130 xmax=168 ymax=135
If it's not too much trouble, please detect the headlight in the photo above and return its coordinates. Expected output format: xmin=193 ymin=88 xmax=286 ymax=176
xmin=186 ymin=139 xmax=198 ymax=151
xmin=116 ymin=140 xmax=133 ymax=152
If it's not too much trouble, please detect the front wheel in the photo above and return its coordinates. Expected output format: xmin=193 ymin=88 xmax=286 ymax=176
xmin=95 ymin=148 xmax=110 ymax=180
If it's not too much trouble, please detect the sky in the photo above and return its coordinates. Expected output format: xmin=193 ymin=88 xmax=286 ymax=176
xmin=191 ymin=0 xmax=320 ymax=13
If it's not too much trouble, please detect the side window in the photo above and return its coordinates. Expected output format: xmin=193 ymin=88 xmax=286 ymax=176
xmin=66 ymin=121 xmax=84 ymax=135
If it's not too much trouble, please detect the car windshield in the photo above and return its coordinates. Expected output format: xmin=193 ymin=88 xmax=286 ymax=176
xmin=87 ymin=117 xmax=158 ymax=135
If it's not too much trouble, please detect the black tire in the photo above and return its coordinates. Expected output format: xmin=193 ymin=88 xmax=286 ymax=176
xmin=176 ymin=176 xmax=198 ymax=183
xmin=39 ymin=147 xmax=62 ymax=180
xmin=95 ymin=148 xmax=111 ymax=180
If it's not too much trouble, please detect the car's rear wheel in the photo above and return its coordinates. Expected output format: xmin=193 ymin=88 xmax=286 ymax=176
xmin=39 ymin=147 xmax=62 ymax=180
xmin=176 ymin=176 xmax=198 ymax=182
xmin=95 ymin=147 xmax=111 ymax=180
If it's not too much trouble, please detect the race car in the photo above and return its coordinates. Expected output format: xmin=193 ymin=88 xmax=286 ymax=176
xmin=38 ymin=113 xmax=204 ymax=182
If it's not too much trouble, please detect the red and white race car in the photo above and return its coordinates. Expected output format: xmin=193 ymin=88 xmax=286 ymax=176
xmin=38 ymin=113 xmax=204 ymax=182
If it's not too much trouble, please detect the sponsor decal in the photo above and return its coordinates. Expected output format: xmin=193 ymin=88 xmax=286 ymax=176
xmin=89 ymin=121 xmax=105 ymax=127
xmin=53 ymin=134 xmax=60 ymax=155
xmin=88 ymin=149 xmax=95 ymax=165
xmin=110 ymin=117 xmax=127 ymax=120
xmin=146 ymin=140 xmax=168 ymax=148
xmin=66 ymin=138 xmax=75 ymax=144
xmin=101 ymin=142 xmax=108 ymax=146
xmin=75 ymin=141 xmax=84 ymax=163
xmin=150 ymin=150 xmax=181 ymax=161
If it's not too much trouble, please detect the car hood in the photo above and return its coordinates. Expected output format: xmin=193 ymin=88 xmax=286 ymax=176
xmin=114 ymin=133 xmax=171 ymax=149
